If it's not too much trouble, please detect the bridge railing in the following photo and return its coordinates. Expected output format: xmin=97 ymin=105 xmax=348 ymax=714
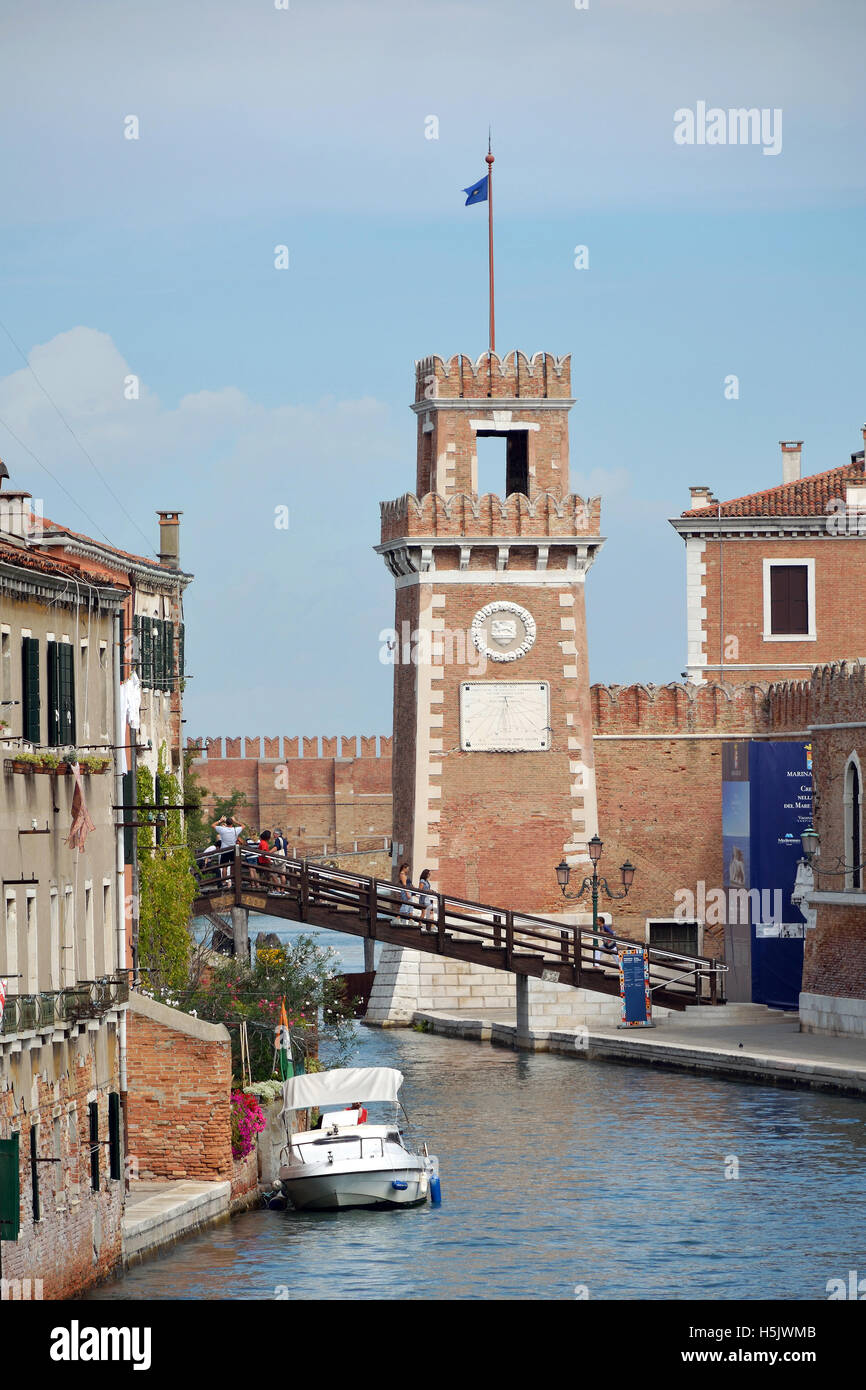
xmin=191 ymin=849 xmax=725 ymax=1005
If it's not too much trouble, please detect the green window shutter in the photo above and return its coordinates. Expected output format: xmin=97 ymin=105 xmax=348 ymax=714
xmin=140 ymin=618 xmax=152 ymax=689
xmin=155 ymin=620 xmax=165 ymax=691
xmin=132 ymin=614 xmax=141 ymax=678
xmin=122 ymin=769 xmax=135 ymax=864
xmin=88 ymin=1101 xmax=100 ymax=1192
xmin=178 ymin=622 xmax=185 ymax=687
xmin=0 ymin=1133 xmax=20 ymax=1240
xmin=21 ymin=637 xmax=40 ymax=744
xmin=59 ymin=643 xmax=75 ymax=746
xmin=47 ymin=640 xmax=59 ymax=746
xmin=108 ymin=1093 xmax=121 ymax=1181
xmin=164 ymin=620 xmax=175 ymax=691
xmin=30 ymin=1124 xmax=40 ymax=1222
xmin=118 ymin=607 xmax=126 ymax=681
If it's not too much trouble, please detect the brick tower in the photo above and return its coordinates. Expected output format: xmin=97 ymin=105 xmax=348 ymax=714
xmin=367 ymin=350 xmax=605 ymax=1023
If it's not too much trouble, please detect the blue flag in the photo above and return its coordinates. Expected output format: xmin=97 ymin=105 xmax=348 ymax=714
xmin=463 ymin=175 xmax=488 ymax=206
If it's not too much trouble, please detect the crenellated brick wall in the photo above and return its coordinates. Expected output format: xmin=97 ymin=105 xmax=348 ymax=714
xmin=187 ymin=735 xmax=393 ymax=854
xmin=589 ymin=679 xmax=811 ymax=938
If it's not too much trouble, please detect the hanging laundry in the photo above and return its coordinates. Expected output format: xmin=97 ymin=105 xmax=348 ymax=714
xmin=66 ymin=762 xmax=96 ymax=851
xmin=122 ymin=670 xmax=141 ymax=730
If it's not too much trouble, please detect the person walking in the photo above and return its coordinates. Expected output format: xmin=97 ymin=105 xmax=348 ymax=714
xmin=396 ymin=862 xmax=415 ymax=925
xmin=418 ymin=868 xmax=437 ymax=930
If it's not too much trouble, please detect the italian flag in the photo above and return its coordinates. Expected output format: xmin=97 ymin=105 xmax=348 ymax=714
xmin=276 ymin=999 xmax=293 ymax=1081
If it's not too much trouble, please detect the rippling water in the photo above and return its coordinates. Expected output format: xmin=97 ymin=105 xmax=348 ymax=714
xmin=88 ymin=991 xmax=866 ymax=1300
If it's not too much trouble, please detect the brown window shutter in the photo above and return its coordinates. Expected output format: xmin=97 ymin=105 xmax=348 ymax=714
xmin=770 ymin=565 xmax=809 ymax=635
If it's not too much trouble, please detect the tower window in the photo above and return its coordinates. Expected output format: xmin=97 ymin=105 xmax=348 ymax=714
xmin=475 ymin=431 xmax=529 ymax=497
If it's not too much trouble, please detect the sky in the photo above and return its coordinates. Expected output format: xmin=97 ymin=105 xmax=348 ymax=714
xmin=0 ymin=0 xmax=864 ymax=738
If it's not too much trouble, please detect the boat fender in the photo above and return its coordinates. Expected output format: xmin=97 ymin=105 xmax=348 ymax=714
xmin=429 ymin=1175 xmax=442 ymax=1205
xmin=391 ymin=1180 xmax=409 ymax=1190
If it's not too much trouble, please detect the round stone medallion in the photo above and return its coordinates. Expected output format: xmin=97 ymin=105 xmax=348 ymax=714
xmin=470 ymin=601 xmax=537 ymax=662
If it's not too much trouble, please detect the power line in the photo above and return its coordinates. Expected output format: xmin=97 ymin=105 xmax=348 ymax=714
xmin=0 ymin=410 xmax=115 ymax=545
xmin=0 ymin=317 xmax=157 ymax=555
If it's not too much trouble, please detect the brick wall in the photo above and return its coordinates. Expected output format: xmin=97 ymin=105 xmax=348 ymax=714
xmin=0 ymin=1021 xmax=124 ymax=1300
xmin=125 ymin=993 xmax=232 ymax=1182
xmin=588 ymin=679 xmax=812 ymax=945
xmin=188 ymin=735 xmax=392 ymax=854
xmin=799 ymin=661 xmax=866 ymax=1011
xmin=699 ymin=536 xmax=866 ymax=682
xmin=802 ymin=902 xmax=866 ymax=999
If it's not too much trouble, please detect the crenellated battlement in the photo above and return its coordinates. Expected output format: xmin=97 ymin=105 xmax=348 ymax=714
xmin=414 ymin=350 xmax=571 ymax=402
xmin=590 ymin=678 xmax=829 ymax=736
xmin=797 ymin=659 xmax=866 ymax=727
xmin=187 ymin=735 xmax=392 ymax=761
xmin=380 ymin=490 xmax=600 ymax=544
xmin=593 ymin=681 xmax=774 ymax=736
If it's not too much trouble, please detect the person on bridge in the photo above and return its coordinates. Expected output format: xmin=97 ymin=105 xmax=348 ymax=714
xmin=397 ymin=863 xmax=415 ymax=924
xmin=213 ymin=816 xmax=244 ymax=888
xmin=419 ymin=868 xmax=437 ymax=929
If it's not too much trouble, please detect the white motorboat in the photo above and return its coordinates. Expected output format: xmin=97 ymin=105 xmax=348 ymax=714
xmin=277 ymin=1066 xmax=440 ymax=1212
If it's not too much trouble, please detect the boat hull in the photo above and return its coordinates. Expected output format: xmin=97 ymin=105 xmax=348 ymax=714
xmin=279 ymin=1165 xmax=430 ymax=1212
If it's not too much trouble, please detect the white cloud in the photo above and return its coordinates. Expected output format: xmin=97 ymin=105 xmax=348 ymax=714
xmin=0 ymin=327 xmax=401 ymax=732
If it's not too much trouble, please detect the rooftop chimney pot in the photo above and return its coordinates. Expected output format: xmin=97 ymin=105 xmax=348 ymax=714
xmin=157 ymin=510 xmax=182 ymax=569
xmin=688 ymin=485 xmax=715 ymax=511
xmin=780 ymin=440 xmax=803 ymax=484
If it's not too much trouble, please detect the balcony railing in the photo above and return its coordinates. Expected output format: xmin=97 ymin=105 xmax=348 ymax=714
xmin=0 ymin=971 xmax=131 ymax=1037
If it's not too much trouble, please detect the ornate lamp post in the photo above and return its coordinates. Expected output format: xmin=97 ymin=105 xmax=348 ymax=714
xmin=555 ymin=836 xmax=636 ymax=932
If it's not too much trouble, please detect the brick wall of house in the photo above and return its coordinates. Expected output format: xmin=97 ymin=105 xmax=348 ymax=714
xmin=699 ymin=536 xmax=866 ymax=683
xmin=125 ymin=993 xmax=232 ymax=1182
xmin=798 ymin=661 xmax=866 ymax=1006
xmin=802 ymin=902 xmax=866 ymax=998
xmin=0 ymin=1021 xmax=125 ymax=1300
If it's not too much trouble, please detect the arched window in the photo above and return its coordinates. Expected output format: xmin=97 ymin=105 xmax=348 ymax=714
xmin=844 ymin=754 xmax=862 ymax=890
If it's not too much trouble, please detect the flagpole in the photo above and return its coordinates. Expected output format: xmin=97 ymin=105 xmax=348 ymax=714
xmin=486 ymin=136 xmax=495 ymax=358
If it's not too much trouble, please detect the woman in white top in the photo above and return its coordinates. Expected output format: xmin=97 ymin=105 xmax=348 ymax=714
xmin=213 ymin=816 xmax=244 ymax=887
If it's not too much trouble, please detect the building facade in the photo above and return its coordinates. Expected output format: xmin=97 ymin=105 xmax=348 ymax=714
xmin=0 ymin=471 xmax=191 ymax=1297
xmin=0 ymin=498 xmax=128 ymax=1298
xmin=671 ymin=432 xmax=866 ymax=686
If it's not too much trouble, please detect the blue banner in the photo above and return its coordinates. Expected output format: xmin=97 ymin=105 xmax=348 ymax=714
xmin=748 ymin=741 xmax=812 ymax=1009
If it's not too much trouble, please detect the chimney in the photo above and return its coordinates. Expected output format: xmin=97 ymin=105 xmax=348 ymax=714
xmin=0 ymin=460 xmax=35 ymax=542
xmin=157 ymin=510 xmax=181 ymax=569
xmin=780 ymin=440 xmax=803 ymax=484
xmin=688 ymin=485 xmax=716 ymax=511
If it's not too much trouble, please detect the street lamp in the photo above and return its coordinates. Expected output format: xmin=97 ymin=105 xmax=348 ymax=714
xmin=555 ymin=837 xmax=636 ymax=932
xmin=800 ymin=825 xmax=820 ymax=862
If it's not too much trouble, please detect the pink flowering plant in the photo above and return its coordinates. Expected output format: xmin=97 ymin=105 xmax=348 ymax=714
xmin=231 ymin=1090 xmax=267 ymax=1159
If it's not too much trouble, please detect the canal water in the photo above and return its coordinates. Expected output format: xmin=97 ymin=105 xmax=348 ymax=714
xmin=88 ymin=921 xmax=866 ymax=1301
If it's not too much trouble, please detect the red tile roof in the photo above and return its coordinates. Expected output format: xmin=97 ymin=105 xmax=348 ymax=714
xmin=681 ymin=458 xmax=866 ymax=519
xmin=0 ymin=538 xmax=96 ymax=581
xmin=40 ymin=518 xmax=168 ymax=571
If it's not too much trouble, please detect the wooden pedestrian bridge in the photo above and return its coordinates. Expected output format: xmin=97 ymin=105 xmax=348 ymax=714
xmin=191 ymin=849 xmax=727 ymax=1012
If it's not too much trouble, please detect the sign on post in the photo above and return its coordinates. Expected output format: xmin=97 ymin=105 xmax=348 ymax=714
xmin=618 ymin=946 xmax=653 ymax=1028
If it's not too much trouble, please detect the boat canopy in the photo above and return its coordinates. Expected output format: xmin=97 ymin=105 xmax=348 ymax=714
xmin=281 ymin=1066 xmax=404 ymax=1113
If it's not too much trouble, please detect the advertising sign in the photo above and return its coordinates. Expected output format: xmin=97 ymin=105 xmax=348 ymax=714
xmin=618 ymin=946 xmax=653 ymax=1028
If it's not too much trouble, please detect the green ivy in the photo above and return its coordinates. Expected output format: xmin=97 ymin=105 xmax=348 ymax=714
xmin=137 ymin=749 xmax=195 ymax=992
